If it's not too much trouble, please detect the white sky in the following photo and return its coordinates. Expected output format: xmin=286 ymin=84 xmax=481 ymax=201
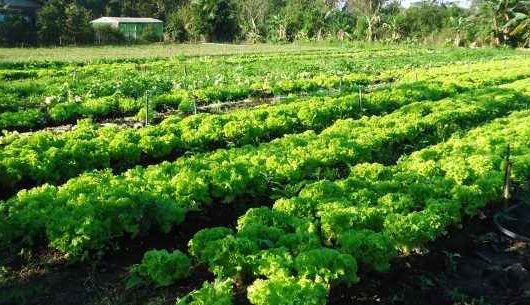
xmin=401 ymin=0 xmax=472 ymax=8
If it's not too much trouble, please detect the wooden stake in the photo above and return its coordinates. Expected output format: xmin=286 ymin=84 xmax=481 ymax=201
xmin=145 ymin=91 xmax=149 ymax=126
xmin=503 ymin=145 xmax=512 ymax=204
xmin=358 ymin=86 xmax=363 ymax=111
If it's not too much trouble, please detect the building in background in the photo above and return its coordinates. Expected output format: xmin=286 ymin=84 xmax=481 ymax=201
xmin=90 ymin=17 xmax=163 ymax=42
xmin=0 ymin=0 xmax=43 ymax=24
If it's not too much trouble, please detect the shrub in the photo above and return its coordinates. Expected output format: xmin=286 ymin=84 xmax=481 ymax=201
xmin=0 ymin=13 xmax=36 ymax=46
xmin=166 ymin=10 xmax=189 ymax=42
xmin=141 ymin=26 xmax=162 ymax=43
xmin=94 ymin=25 xmax=125 ymax=44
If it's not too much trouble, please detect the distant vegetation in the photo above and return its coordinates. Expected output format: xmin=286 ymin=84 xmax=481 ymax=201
xmin=0 ymin=0 xmax=529 ymax=48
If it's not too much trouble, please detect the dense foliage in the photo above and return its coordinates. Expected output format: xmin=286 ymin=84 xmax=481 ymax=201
xmin=1 ymin=0 xmax=530 ymax=47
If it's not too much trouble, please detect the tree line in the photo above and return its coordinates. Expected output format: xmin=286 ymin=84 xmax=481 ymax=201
xmin=0 ymin=0 xmax=529 ymax=47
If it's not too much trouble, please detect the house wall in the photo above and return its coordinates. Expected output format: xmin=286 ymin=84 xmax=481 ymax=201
xmin=118 ymin=22 xmax=163 ymax=41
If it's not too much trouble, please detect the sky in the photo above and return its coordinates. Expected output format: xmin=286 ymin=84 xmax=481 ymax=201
xmin=401 ymin=0 xmax=472 ymax=8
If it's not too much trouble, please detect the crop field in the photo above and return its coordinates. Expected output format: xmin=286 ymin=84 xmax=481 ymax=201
xmin=1 ymin=44 xmax=530 ymax=305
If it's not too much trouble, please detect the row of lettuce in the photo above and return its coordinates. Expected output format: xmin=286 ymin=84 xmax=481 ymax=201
xmin=0 ymin=71 xmax=388 ymax=132
xmin=0 ymin=47 xmax=411 ymax=129
xmin=1 ymin=62 xmax=530 ymax=198
xmin=1 ymin=77 xmax=529 ymax=260
xmin=0 ymin=46 xmax=481 ymax=108
xmin=0 ymin=48 xmax=523 ymax=131
xmin=0 ymin=46 xmax=384 ymax=70
xmin=168 ymin=107 xmax=530 ymax=305
xmin=0 ymin=45 xmax=516 ymax=71
xmin=0 ymin=80 xmax=449 ymax=197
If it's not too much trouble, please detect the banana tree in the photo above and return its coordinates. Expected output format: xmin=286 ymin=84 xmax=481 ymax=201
xmin=481 ymin=0 xmax=517 ymax=45
xmin=449 ymin=16 xmax=469 ymax=47
xmin=380 ymin=15 xmax=401 ymax=42
xmin=502 ymin=0 xmax=530 ymax=47
xmin=481 ymin=0 xmax=530 ymax=45
xmin=346 ymin=0 xmax=388 ymax=42
xmin=505 ymin=12 xmax=530 ymax=46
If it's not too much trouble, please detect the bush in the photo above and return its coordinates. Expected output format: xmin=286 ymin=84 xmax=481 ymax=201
xmin=188 ymin=0 xmax=241 ymax=42
xmin=141 ymin=26 xmax=162 ymax=43
xmin=37 ymin=0 xmax=94 ymax=45
xmin=94 ymin=25 xmax=125 ymax=44
xmin=128 ymin=249 xmax=191 ymax=288
xmin=167 ymin=9 xmax=190 ymax=42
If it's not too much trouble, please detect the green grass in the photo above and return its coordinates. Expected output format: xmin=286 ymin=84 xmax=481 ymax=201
xmin=0 ymin=42 xmax=351 ymax=63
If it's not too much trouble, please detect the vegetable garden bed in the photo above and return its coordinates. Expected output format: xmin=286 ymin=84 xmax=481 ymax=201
xmin=2 ymin=45 xmax=530 ymax=305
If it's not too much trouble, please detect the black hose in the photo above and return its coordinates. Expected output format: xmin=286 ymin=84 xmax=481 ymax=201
xmin=494 ymin=203 xmax=530 ymax=242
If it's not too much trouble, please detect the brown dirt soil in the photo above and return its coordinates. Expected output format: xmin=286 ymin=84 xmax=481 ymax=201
xmin=330 ymin=205 xmax=530 ymax=305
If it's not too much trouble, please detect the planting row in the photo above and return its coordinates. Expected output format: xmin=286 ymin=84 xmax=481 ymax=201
xmin=0 ymin=47 xmax=524 ymax=131
xmin=0 ymin=45 xmax=379 ymax=69
xmin=0 ymin=70 xmax=389 ymax=132
xmin=172 ymin=108 xmax=530 ymax=305
xmin=1 ymin=78 xmax=529 ymax=258
xmin=0 ymin=80 xmax=451 ymax=196
xmin=0 ymin=47 xmax=407 ymax=112
xmin=2 ymin=61 xmax=530 ymax=196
